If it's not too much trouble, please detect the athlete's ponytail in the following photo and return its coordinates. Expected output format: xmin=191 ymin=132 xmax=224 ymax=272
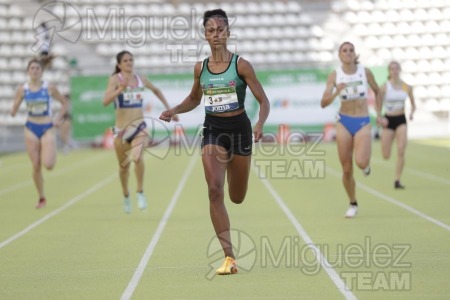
xmin=26 ymin=54 xmax=55 ymax=71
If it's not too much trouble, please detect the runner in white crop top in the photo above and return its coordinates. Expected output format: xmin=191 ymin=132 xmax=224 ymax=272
xmin=321 ymin=41 xmax=382 ymax=218
xmin=379 ymin=61 xmax=416 ymax=189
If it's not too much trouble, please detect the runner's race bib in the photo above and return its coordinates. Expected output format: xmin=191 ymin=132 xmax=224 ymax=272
xmin=123 ymin=88 xmax=144 ymax=105
xmin=341 ymin=81 xmax=366 ymax=101
xmin=204 ymin=87 xmax=239 ymax=113
xmin=27 ymin=101 xmax=48 ymax=115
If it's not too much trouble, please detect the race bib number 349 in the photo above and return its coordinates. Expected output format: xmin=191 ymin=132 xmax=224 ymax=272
xmin=204 ymin=87 xmax=239 ymax=113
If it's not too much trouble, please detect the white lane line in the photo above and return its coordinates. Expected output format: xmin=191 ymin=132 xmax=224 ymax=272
xmin=255 ymin=167 xmax=357 ymax=300
xmin=0 ymin=153 xmax=107 ymax=196
xmin=404 ymin=168 xmax=450 ymax=185
xmin=120 ymin=154 xmax=199 ymax=300
xmin=326 ymin=166 xmax=450 ymax=232
xmin=371 ymin=158 xmax=450 ymax=185
xmin=0 ymin=174 xmax=117 ymax=249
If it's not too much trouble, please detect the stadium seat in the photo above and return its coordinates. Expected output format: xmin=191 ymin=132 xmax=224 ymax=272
xmin=418 ymin=47 xmax=433 ymax=59
xmin=407 ymin=34 xmax=422 ymax=47
xmin=266 ymin=40 xmax=281 ymax=52
xmin=440 ymin=98 xmax=450 ymax=110
xmin=404 ymin=47 xmax=420 ymax=60
xmin=421 ymin=33 xmax=436 ymax=46
xmin=292 ymin=52 xmax=306 ymax=63
xmin=416 ymin=60 xmax=432 ymax=72
xmin=284 ymin=27 xmax=298 ymax=39
xmin=331 ymin=1 xmax=346 ymax=13
xmin=385 ymin=10 xmax=400 ymax=22
xmin=357 ymin=11 xmax=372 ymax=23
xmin=251 ymin=53 xmax=266 ymax=64
xmin=319 ymin=51 xmax=333 ymax=62
xmin=7 ymin=4 xmax=23 ymax=17
xmin=428 ymin=8 xmax=444 ymax=21
xmin=379 ymin=36 xmax=394 ymax=48
xmin=310 ymin=25 xmax=324 ymax=37
xmin=381 ymin=23 xmax=396 ymax=36
xmin=402 ymin=73 xmax=415 ymax=85
xmin=392 ymin=34 xmax=408 ymax=48
xmin=396 ymin=22 xmax=411 ymax=34
xmin=415 ymin=0 xmax=433 ymax=9
xmin=410 ymin=22 xmax=426 ymax=34
xmin=298 ymin=13 xmax=313 ymax=25
xmin=430 ymin=59 xmax=445 ymax=72
xmin=9 ymin=58 xmax=23 ymax=70
xmin=246 ymin=2 xmax=261 ymax=15
xmin=7 ymin=18 xmax=22 ymax=30
xmin=343 ymin=11 xmax=357 ymax=24
xmin=285 ymin=14 xmax=299 ymax=26
xmin=367 ymin=23 xmax=383 ymax=35
xmin=414 ymin=86 xmax=427 ymax=98
xmin=402 ymin=60 xmax=418 ymax=73
xmin=279 ymin=52 xmax=292 ymax=63
xmin=425 ymin=98 xmax=440 ymax=111
xmin=365 ymin=36 xmax=381 ymax=49
xmin=391 ymin=48 xmax=405 ymax=59
xmin=353 ymin=24 xmax=368 ymax=36
xmin=259 ymin=2 xmax=274 ymax=14
xmin=398 ymin=9 xmax=414 ymax=22
xmin=294 ymin=39 xmax=307 ymax=51
xmin=427 ymin=85 xmax=442 ymax=99
xmin=360 ymin=1 xmax=374 ymax=11
xmin=432 ymin=46 xmax=449 ymax=58
xmin=346 ymin=0 xmax=360 ymax=11
xmin=377 ymin=48 xmax=392 ymax=60
xmin=320 ymin=38 xmax=335 ymax=50
xmin=269 ymin=27 xmax=284 ymax=39
xmin=413 ymin=8 xmax=429 ymax=21
xmin=296 ymin=26 xmax=310 ymax=38
xmin=286 ymin=1 xmax=302 ymax=13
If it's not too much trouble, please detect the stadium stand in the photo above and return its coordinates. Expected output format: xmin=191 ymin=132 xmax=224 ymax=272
xmin=0 ymin=0 xmax=449 ymax=151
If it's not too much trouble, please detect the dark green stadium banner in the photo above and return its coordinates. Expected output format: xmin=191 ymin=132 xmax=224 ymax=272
xmin=71 ymin=75 xmax=112 ymax=140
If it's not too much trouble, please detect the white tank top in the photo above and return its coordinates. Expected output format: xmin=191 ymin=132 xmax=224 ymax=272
xmin=335 ymin=64 xmax=368 ymax=102
xmin=384 ymin=81 xmax=408 ymax=113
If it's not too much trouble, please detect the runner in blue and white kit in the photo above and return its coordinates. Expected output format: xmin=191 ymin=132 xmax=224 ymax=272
xmin=321 ymin=42 xmax=382 ymax=218
xmin=103 ymin=50 xmax=177 ymax=214
xmin=10 ymin=57 xmax=68 ymax=208
xmin=159 ymin=9 xmax=270 ymax=275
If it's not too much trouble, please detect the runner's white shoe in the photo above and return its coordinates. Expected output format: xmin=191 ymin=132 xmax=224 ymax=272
xmin=345 ymin=204 xmax=358 ymax=218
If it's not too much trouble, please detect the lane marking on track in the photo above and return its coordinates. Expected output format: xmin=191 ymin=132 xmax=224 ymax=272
xmin=120 ymin=154 xmax=199 ymax=300
xmin=327 ymin=166 xmax=450 ymax=232
xmin=371 ymin=158 xmax=450 ymax=185
xmin=0 ymin=174 xmax=117 ymax=249
xmin=0 ymin=152 xmax=108 ymax=196
xmin=255 ymin=167 xmax=357 ymax=300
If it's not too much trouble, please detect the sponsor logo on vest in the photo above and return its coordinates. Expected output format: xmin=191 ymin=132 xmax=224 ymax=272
xmin=212 ymin=104 xmax=231 ymax=112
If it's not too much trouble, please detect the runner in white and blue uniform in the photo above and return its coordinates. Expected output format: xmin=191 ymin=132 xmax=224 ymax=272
xmin=159 ymin=9 xmax=270 ymax=275
xmin=103 ymin=50 xmax=176 ymax=214
xmin=10 ymin=57 xmax=68 ymax=208
xmin=321 ymin=42 xmax=382 ymax=218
